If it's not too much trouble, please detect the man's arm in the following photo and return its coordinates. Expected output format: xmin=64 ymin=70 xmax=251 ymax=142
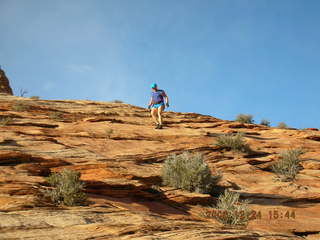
xmin=148 ymin=97 xmax=154 ymax=109
xmin=162 ymin=91 xmax=169 ymax=107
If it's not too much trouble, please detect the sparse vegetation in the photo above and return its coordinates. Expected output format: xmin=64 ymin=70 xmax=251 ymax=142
xmin=43 ymin=168 xmax=87 ymax=206
xmin=213 ymin=190 xmax=251 ymax=226
xmin=0 ymin=116 xmax=13 ymax=126
xmin=49 ymin=112 xmax=64 ymax=121
xmin=260 ymin=119 xmax=270 ymax=127
xmin=112 ymin=100 xmax=123 ymax=103
xmin=30 ymin=96 xmax=40 ymax=100
xmin=277 ymin=122 xmax=288 ymax=129
xmin=216 ymin=133 xmax=250 ymax=153
xmin=236 ymin=114 xmax=254 ymax=124
xmin=11 ymin=102 xmax=30 ymax=112
xmin=272 ymin=149 xmax=304 ymax=181
xmin=162 ymin=152 xmax=221 ymax=194
xmin=105 ymin=128 xmax=114 ymax=138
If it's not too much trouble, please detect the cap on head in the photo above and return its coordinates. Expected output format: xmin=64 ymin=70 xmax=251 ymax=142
xmin=151 ymin=83 xmax=157 ymax=89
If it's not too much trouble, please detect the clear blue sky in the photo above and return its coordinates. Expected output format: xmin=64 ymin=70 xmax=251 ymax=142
xmin=1 ymin=0 xmax=320 ymax=129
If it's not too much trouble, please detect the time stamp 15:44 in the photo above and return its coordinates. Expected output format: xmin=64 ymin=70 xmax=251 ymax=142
xmin=251 ymin=209 xmax=296 ymax=220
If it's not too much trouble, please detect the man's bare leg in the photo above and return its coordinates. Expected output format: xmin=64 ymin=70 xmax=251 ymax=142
xmin=151 ymin=108 xmax=159 ymax=125
xmin=157 ymin=105 xmax=165 ymax=127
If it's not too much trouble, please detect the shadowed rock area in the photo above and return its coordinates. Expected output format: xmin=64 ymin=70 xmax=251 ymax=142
xmin=0 ymin=95 xmax=320 ymax=240
xmin=0 ymin=69 xmax=13 ymax=95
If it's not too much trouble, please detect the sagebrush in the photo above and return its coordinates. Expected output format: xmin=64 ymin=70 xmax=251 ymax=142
xmin=213 ymin=190 xmax=251 ymax=226
xmin=162 ymin=152 xmax=221 ymax=194
xmin=43 ymin=168 xmax=87 ymax=206
xmin=236 ymin=114 xmax=254 ymax=124
xmin=216 ymin=133 xmax=250 ymax=153
xmin=0 ymin=116 xmax=13 ymax=126
xmin=272 ymin=149 xmax=304 ymax=181
xmin=12 ymin=102 xmax=30 ymax=112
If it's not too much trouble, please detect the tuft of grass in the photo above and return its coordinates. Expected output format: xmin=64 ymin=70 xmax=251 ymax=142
xmin=260 ymin=119 xmax=270 ymax=127
xmin=272 ymin=149 xmax=304 ymax=181
xmin=236 ymin=114 xmax=254 ymax=124
xmin=43 ymin=168 xmax=87 ymax=206
xmin=105 ymin=128 xmax=114 ymax=138
xmin=216 ymin=133 xmax=250 ymax=153
xmin=0 ymin=116 xmax=13 ymax=126
xmin=11 ymin=102 xmax=30 ymax=112
xmin=214 ymin=190 xmax=251 ymax=226
xmin=162 ymin=152 xmax=221 ymax=194
xmin=277 ymin=122 xmax=288 ymax=129
xmin=30 ymin=96 xmax=40 ymax=100
xmin=48 ymin=112 xmax=64 ymax=121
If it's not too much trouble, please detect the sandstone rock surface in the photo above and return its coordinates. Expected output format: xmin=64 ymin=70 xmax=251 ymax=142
xmin=0 ymin=95 xmax=319 ymax=239
xmin=0 ymin=69 xmax=13 ymax=95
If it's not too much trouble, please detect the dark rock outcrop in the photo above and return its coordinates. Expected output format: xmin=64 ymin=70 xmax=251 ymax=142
xmin=0 ymin=69 xmax=13 ymax=95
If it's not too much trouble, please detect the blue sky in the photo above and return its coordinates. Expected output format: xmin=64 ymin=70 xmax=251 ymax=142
xmin=1 ymin=0 xmax=320 ymax=128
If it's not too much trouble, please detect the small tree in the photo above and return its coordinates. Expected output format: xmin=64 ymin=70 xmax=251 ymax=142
xmin=162 ymin=152 xmax=221 ymax=194
xmin=44 ymin=168 xmax=87 ymax=206
xmin=236 ymin=114 xmax=254 ymax=124
xmin=260 ymin=119 xmax=270 ymax=127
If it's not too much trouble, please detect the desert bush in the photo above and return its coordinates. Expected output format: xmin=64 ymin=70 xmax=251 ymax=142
xmin=162 ymin=152 xmax=221 ymax=194
xmin=44 ymin=168 xmax=87 ymax=206
xmin=11 ymin=102 xmax=30 ymax=112
xmin=0 ymin=116 xmax=13 ymax=126
xmin=236 ymin=114 xmax=254 ymax=124
xmin=272 ymin=149 xmax=304 ymax=181
xmin=214 ymin=190 xmax=251 ymax=226
xmin=216 ymin=133 xmax=250 ymax=153
xmin=277 ymin=122 xmax=288 ymax=129
xmin=260 ymin=119 xmax=270 ymax=127
xmin=49 ymin=112 xmax=64 ymax=120
xmin=30 ymin=96 xmax=40 ymax=100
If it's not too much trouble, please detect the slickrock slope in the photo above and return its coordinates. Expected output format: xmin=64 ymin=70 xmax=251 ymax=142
xmin=0 ymin=70 xmax=13 ymax=95
xmin=0 ymin=95 xmax=320 ymax=240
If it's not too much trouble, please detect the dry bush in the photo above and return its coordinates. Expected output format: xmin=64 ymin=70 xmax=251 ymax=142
xmin=236 ymin=114 xmax=254 ymax=124
xmin=49 ymin=112 xmax=64 ymax=121
xmin=277 ymin=122 xmax=288 ymax=129
xmin=215 ymin=190 xmax=251 ymax=226
xmin=12 ymin=102 xmax=30 ymax=112
xmin=0 ymin=116 xmax=13 ymax=126
xmin=216 ymin=133 xmax=250 ymax=153
xmin=162 ymin=152 xmax=221 ymax=194
xmin=272 ymin=149 xmax=304 ymax=181
xmin=43 ymin=168 xmax=87 ymax=206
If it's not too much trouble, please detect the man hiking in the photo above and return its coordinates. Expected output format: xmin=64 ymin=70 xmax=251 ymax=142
xmin=148 ymin=83 xmax=169 ymax=129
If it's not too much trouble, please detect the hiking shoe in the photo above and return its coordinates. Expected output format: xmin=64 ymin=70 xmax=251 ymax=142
xmin=158 ymin=124 xmax=163 ymax=129
xmin=155 ymin=124 xmax=160 ymax=129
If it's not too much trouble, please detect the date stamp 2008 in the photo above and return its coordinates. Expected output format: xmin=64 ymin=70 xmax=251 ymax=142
xmin=203 ymin=209 xmax=296 ymax=221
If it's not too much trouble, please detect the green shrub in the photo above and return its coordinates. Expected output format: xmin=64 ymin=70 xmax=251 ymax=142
xmin=44 ymin=168 xmax=87 ymax=206
xmin=272 ymin=149 xmax=304 ymax=181
xmin=30 ymin=96 xmax=40 ymax=100
xmin=12 ymin=102 xmax=30 ymax=112
xmin=0 ymin=116 xmax=13 ymax=126
xmin=236 ymin=114 xmax=254 ymax=124
xmin=260 ymin=119 xmax=270 ymax=127
xmin=214 ymin=190 xmax=251 ymax=226
xmin=277 ymin=122 xmax=288 ymax=129
xmin=162 ymin=152 xmax=221 ymax=194
xmin=216 ymin=133 xmax=250 ymax=153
